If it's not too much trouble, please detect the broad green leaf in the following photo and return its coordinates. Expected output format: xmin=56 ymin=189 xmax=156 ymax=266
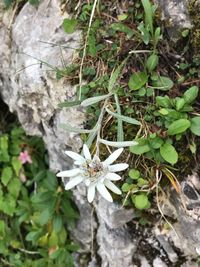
xmin=7 ymin=178 xmax=21 ymax=198
xmin=81 ymin=93 xmax=112 ymax=107
xmin=128 ymin=72 xmax=148 ymax=90
xmin=62 ymin=18 xmax=77 ymax=34
xmin=132 ymin=194 xmax=149 ymax=210
xmin=25 ymin=231 xmax=41 ymax=242
xmin=129 ymin=169 xmax=140 ymax=180
xmin=149 ymin=137 xmax=164 ymax=149
xmin=108 ymin=57 xmax=128 ymax=93
xmin=175 ymin=98 xmax=185 ymax=111
xmin=190 ymin=117 xmax=200 ymax=136
xmin=121 ymin=183 xmax=133 ymax=192
xmin=130 ymin=139 xmax=150 ymax=155
xmin=39 ymin=209 xmax=52 ymax=225
xmin=167 ymin=119 xmax=191 ymax=135
xmin=156 ymin=96 xmax=171 ymax=108
xmin=58 ymin=100 xmax=81 ymax=108
xmin=99 ymin=139 xmax=138 ymax=147
xmin=1 ymin=167 xmax=13 ymax=186
xmin=1 ymin=194 xmax=16 ymax=216
xmin=60 ymin=123 xmax=98 ymax=134
xmin=152 ymin=76 xmax=174 ymax=90
xmin=53 ymin=215 xmax=63 ymax=233
xmin=146 ymin=54 xmax=158 ymax=72
xmin=160 ymin=143 xmax=178 ymax=165
xmin=106 ymin=108 xmax=141 ymax=125
xmin=11 ymin=157 xmax=22 ymax=176
xmin=183 ymin=86 xmax=199 ymax=104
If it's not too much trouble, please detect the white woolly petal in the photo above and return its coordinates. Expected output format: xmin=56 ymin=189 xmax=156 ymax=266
xmin=65 ymin=151 xmax=85 ymax=163
xmin=103 ymin=148 xmax=124 ymax=166
xmin=87 ymin=184 xmax=96 ymax=203
xmin=64 ymin=176 xmax=84 ymax=190
xmin=108 ymin=163 xmax=129 ymax=172
xmin=83 ymin=144 xmax=91 ymax=160
xmin=96 ymin=183 xmax=113 ymax=202
xmin=85 ymin=179 xmax=91 ymax=186
xmin=106 ymin=172 xmax=122 ymax=181
xmin=56 ymin=168 xmax=80 ymax=177
xmin=104 ymin=180 xmax=122 ymax=195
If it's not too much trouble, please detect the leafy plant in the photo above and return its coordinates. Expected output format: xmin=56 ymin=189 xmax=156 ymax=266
xmin=0 ymin=126 xmax=79 ymax=266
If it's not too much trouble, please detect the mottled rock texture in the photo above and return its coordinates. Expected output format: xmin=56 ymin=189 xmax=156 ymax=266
xmin=0 ymin=0 xmax=199 ymax=266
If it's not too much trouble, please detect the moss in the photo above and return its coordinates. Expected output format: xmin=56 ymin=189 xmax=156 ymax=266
xmin=188 ymin=0 xmax=200 ymax=56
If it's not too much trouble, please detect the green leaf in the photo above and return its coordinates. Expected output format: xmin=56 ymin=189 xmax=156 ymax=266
xmin=167 ymin=119 xmax=191 ymax=135
xmin=152 ymin=76 xmax=174 ymax=90
xmin=146 ymin=54 xmax=158 ymax=72
xmin=0 ymin=135 xmax=9 ymax=162
xmin=26 ymin=231 xmax=41 ymax=242
xmin=156 ymin=96 xmax=171 ymax=108
xmin=88 ymin=34 xmax=97 ymax=57
xmin=53 ymin=215 xmax=63 ymax=233
xmin=111 ymin=23 xmax=134 ymax=38
xmin=81 ymin=93 xmax=112 ymax=107
xmin=117 ymin=14 xmax=128 ymax=21
xmin=39 ymin=209 xmax=52 ymax=225
xmin=130 ymin=139 xmax=150 ymax=155
xmin=132 ymin=194 xmax=149 ymax=210
xmin=58 ymin=100 xmax=81 ymax=108
xmin=49 ymin=231 xmax=59 ymax=247
xmin=121 ymin=183 xmax=133 ymax=192
xmin=11 ymin=157 xmax=22 ymax=176
xmin=1 ymin=167 xmax=13 ymax=186
xmin=175 ymin=98 xmax=185 ymax=111
xmin=0 ymin=220 xmax=5 ymax=239
xmin=7 ymin=178 xmax=21 ymax=199
xmin=62 ymin=18 xmax=77 ymax=34
xmin=141 ymin=0 xmax=153 ymax=35
xmin=190 ymin=117 xmax=200 ymax=136
xmin=129 ymin=169 xmax=140 ymax=180
xmin=183 ymin=86 xmax=199 ymax=104
xmin=128 ymin=72 xmax=148 ymax=90
xmin=106 ymin=108 xmax=141 ymax=125
xmin=160 ymin=143 xmax=178 ymax=165
xmin=108 ymin=57 xmax=128 ymax=93
xmin=182 ymin=29 xmax=189 ymax=37
xmin=149 ymin=137 xmax=164 ymax=149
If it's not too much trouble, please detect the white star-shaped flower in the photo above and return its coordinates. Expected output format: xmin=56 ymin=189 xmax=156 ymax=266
xmin=57 ymin=144 xmax=128 ymax=203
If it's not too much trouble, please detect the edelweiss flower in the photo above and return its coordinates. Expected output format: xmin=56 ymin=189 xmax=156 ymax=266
xmin=57 ymin=144 xmax=128 ymax=203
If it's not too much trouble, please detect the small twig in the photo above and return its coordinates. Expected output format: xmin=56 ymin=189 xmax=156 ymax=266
xmin=18 ymin=248 xmax=40 ymax=255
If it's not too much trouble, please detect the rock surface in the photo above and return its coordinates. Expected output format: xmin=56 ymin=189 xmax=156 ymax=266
xmin=0 ymin=0 xmax=199 ymax=266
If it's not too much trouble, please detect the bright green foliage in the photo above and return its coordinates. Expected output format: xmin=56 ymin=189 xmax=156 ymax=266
xmin=62 ymin=18 xmax=78 ymax=34
xmin=0 ymin=127 xmax=79 ymax=266
xmin=160 ymin=143 xmax=178 ymax=165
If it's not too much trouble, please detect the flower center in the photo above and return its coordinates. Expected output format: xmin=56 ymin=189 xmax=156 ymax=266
xmin=82 ymin=156 xmax=107 ymax=183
